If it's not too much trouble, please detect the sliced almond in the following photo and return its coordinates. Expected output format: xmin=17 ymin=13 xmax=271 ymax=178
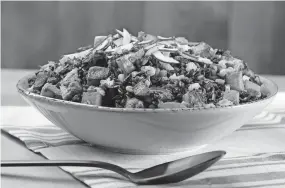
xmin=145 ymin=45 xmax=165 ymax=56
xmin=188 ymin=42 xmax=200 ymax=46
xmin=180 ymin=51 xmax=199 ymax=61
xmin=116 ymin=29 xmax=124 ymax=36
xmin=122 ymin=28 xmax=131 ymax=45
xmin=175 ymin=37 xmax=188 ymax=45
xmin=198 ymin=57 xmax=213 ymax=64
xmin=144 ymin=43 xmax=157 ymax=51
xmin=142 ymin=34 xmax=157 ymax=42
xmin=95 ymin=35 xmax=111 ymax=51
xmin=94 ymin=36 xmax=107 ymax=48
xmin=59 ymin=48 xmax=92 ymax=64
xmin=138 ymin=40 xmax=153 ymax=45
xmin=157 ymin=40 xmax=176 ymax=46
xmin=177 ymin=43 xmax=191 ymax=52
xmin=157 ymin=36 xmax=174 ymax=40
xmin=153 ymin=51 xmax=179 ymax=64
xmin=159 ymin=48 xmax=178 ymax=52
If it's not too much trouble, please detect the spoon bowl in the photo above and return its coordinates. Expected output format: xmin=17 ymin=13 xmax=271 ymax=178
xmin=1 ymin=150 xmax=226 ymax=185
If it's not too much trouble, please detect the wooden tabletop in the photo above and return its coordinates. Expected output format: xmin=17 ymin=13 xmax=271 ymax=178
xmin=1 ymin=68 xmax=285 ymax=188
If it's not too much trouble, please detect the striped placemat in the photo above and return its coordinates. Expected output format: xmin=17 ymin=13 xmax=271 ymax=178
xmin=1 ymin=93 xmax=285 ymax=187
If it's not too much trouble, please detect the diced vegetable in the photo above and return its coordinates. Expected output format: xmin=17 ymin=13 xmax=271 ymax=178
xmin=225 ymin=71 xmax=244 ymax=91
xmin=244 ymin=80 xmax=261 ymax=97
xmin=81 ymin=91 xmax=103 ymax=105
xmin=223 ymin=90 xmax=240 ymax=105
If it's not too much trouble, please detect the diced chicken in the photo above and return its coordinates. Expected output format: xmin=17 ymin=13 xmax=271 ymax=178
xmin=175 ymin=37 xmax=188 ymax=45
xmin=182 ymin=91 xmax=205 ymax=108
xmin=40 ymin=83 xmax=62 ymax=99
xmin=33 ymin=71 xmax=49 ymax=90
xmin=244 ymin=80 xmax=261 ymax=97
xmin=159 ymin=62 xmax=174 ymax=71
xmin=260 ymin=84 xmax=271 ymax=96
xmin=243 ymin=68 xmax=255 ymax=78
xmin=62 ymin=68 xmax=81 ymax=83
xmin=133 ymin=80 xmax=150 ymax=96
xmin=125 ymin=98 xmax=144 ymax=108
xmin=225 ymin=71 xmax=244 ymax=91
xmin=141 ymin=66 xmax=156 ymax=77
xmin=81 ymin=91 xmax=103 ymax=105
xmin=87 ymin=66 xmax=110 ymax=86
xmin=149 ymin=87 xmax=173 ymax=102
xmin=186 ymin=62 xmax=198 ymax=72
xmin=47 ymin=72 xmax=61 ymax=85
xmin=190 ymin=42 xmax=214 ymax=58
xmin=60 ymin=68 xmax=82 ymax=100
xmin=215 ymin=79 xmax=225 ymax=85
xmin=40 ymin=61 xmax=57 ymax=72
xmin=28 ymin=75 xmax=37 ymax=87
xmin=158 ymin=70 xmax=168 ymax=77
xmin=223 ymin=90 xmax=239 ymax=105
xmin=116 ymin=55 xmax=136 ymax=75
xmin=188 ymin=83 xmax=200 ymax=91
xmin=87 ymin=86 xmax=105 ymax=96
xmin=60 ymin=81 xmax=82 ymax=101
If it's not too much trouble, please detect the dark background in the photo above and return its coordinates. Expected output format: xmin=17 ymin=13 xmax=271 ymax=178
xmin=2 ymin=1 xmax=285 ymax=75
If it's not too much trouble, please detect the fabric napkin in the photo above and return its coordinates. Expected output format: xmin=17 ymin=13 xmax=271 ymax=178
xmin=2 ymin=93 xmax=285 ymax=188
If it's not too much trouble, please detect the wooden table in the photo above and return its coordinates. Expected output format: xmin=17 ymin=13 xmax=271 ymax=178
xmin=1 ymin=69 xmax=285 ymax=188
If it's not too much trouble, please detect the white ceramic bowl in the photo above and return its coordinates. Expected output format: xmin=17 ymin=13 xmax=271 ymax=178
xmin=17 ymin=74 xmax=278 ymax=154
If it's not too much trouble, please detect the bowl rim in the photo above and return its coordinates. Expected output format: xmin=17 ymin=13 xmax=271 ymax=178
xmin=16 ymin=73 xmax=279 ymax=113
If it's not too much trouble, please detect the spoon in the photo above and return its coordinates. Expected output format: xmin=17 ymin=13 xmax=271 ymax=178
xmin=1 ymin=150 xmax=226 ymax=185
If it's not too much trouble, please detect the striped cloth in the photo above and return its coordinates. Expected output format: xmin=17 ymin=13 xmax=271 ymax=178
xmin=2 ymin=93 xmax=285 ymax=188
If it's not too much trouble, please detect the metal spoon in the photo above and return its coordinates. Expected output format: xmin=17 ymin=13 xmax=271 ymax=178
xmin=1 ymin=150 xmax=226 ymax=185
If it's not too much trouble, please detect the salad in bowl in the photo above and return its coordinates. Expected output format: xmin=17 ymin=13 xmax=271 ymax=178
xmin=27 ymin=29 xmax=268 ymax=110
xmin=17 ymin=29 xmax=277 ymax=154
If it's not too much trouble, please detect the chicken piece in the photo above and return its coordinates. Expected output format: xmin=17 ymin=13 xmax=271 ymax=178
xmin=133 ymin=80 xmax=150 ymax=96
xmin=182 ymin=91 xmax=205 ymax=108
xmin=116 ymin=55 xmax=136 ymax=75
xmin=62 ymin=68 xmax=81 ymax=83
xmin=87 ymin=66 xmax=110 ymax=86
xmin=149 ymin=87 xmax=173 ymax=102
xmin=223 ymin=90 xmax=239 ymax=105
xmin=40 ymin=83 xmax=62 ymax=99
xmin=40 ymin=61 xmax=57 ymax=72
xmin=33 ymin=71 xmax=49 ymax=90
xmin=190 ymin=42 xmax=215 ymax=58
xmin=244 ymin=80 xmax=261 ymax=97
xmin=60 ymin=68 xmax=82 ymax=100
xmin=60 ymin=82 xmax=82 ymax=101
xmin=47 ymin=72 xmax=61 ymax=85
xmin=218 ymin=99 xmax=233 ymax=107
xmin=81 ymin=91 xmax=103 ymax=105
xmin=125 ymin=98 xmax=144 ymax=108
xmin=225 ymin=71 xmax=244 ymax=91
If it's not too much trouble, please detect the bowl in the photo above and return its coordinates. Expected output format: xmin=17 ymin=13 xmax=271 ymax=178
xmin=16 ymin=74 xmax=278 ymax=154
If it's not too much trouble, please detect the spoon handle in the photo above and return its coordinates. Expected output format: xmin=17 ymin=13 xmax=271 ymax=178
xmin=1 ymin=160 xmax=131 ymax=179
